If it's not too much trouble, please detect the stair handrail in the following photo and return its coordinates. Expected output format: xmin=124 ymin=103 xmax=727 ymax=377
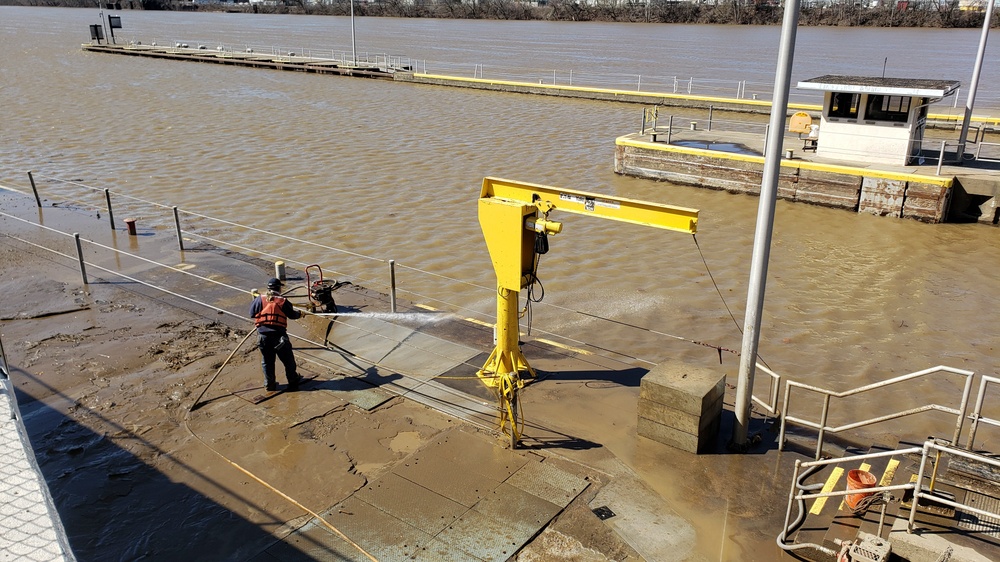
xmin=778 ymin=446 xmax=923 ymax=558
xmin=779 ymin=365 xmax=975 ymax=460
xmin=778 ymin=439 xmax=1000 ymax=557
xmin=966 ymin=375 xmax=1000 ymax=449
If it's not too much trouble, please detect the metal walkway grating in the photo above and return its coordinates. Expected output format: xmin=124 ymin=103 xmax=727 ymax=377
xmin=957 ymin=491 xmax=1000 ymax=539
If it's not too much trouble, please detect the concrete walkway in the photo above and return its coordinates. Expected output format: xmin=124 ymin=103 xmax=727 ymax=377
xmin=0 ymin=374 xmax=75 ymax=561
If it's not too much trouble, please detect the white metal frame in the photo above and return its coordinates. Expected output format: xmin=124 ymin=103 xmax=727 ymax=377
xmin=779 ymin=365 xmax=976 ymax=460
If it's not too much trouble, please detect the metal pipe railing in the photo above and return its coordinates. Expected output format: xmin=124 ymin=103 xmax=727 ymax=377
xmin=750 ymin=362 xmax=781 ymax=416
xmin=966 ymin=375 xmax=1000 ymax=449
xmin=779 ymin=365 xmax=975 ymax=459
xmin=779 ymin=440 xmax=1000 ymax=555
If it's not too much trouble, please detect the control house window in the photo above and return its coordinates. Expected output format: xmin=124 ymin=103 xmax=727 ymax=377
xmin=828 ymin=92 xmax=860 ymax=119
xmin=865 ymin=95 xmax=911 ymax=123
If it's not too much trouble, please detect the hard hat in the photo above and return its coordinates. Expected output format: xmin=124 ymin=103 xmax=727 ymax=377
xmin=266 ymin=278 xmax=283 ymax=291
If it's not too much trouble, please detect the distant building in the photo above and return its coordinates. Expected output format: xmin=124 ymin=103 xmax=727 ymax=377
xmin=797 ymin=75 xmax=960 ymax=166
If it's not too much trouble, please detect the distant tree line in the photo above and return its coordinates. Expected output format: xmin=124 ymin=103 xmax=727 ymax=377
xmin=4 ymin=0 xmax=997 ymax=28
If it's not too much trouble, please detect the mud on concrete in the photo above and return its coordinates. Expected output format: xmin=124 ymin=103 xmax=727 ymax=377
xmin=0 ymin=214 xmax=640 ymax=561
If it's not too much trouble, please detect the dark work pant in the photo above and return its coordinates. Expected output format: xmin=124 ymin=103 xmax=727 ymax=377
xmin=258 ymin=332 xmax=298 ymax=386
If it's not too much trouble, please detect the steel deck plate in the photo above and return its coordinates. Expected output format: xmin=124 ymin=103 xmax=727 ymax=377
xmin=506 ymin=460 xmax=590 ymax=508
xmin=253 ymin=517 xmax=371 ymax=562
xmin=320 ymin=496 xmax=432 ymax=562
xmin=958 ymin=491 xmax=1000 ymax=538
xmin=435 ymin=504 xmax=539 ymax=562
xmin=406 ymin=537 xmax=486 ymax=562
xmin=391 ymin=449 xmax=497 ymax=508
xmin=472 ymin=482 xmax=563 ymax=534
xmin=355 ymin=472 xmax=467 ymax=535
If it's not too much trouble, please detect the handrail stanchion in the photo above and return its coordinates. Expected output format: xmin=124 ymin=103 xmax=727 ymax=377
xmin=389 ymin=259 xmax=397 ymax=313
xmin=667 ymin=115 xmax=673 ymax=145
xmin=816 ymin=394 xmax=831 ymax=460
xmin=173 ymin=206 xmax=184 ymax=251
xmin=27 ymin=170 xmax=42 ymax=208
xmin=708 ymin=105 xmax=714 ymax=132
xmin=909 ymin=441 xmax=932 ymax=532
xmin=937 ymin=141 xmax=946 ymax=176
xmin=74 ymin=233 xmax=88 ymax=285
xmin=104 ymin=188 xmax=116 ymax=230
xmin=0 ymin=333 xmax=9 ymax=379
xmin=779 ymin=380 xmax=792 ymax=451
xmin=952 ymin=371 xmax=974 ymax=446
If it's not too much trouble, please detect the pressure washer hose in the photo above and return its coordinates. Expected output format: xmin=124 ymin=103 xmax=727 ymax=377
xmin=776 ymin=463 xmax=831 ymax=555
xmin=183 ymin=326 xmax=377 ymax=562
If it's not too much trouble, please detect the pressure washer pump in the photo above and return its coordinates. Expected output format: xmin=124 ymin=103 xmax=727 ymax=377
xmin=305 ymin=264 xmax=338 ymax=313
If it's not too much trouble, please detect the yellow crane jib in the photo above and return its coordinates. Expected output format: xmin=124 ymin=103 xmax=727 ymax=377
xmin=476 ymin=176 xmax=699 ymax=391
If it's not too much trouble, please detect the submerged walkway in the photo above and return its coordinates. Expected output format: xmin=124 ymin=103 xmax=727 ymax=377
xmin=82 ymin=42 xmax=1000 ymax=127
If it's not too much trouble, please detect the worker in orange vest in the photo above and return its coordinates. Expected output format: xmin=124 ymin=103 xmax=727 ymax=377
xmin=249 ymin=278 xmax=303 ymax=392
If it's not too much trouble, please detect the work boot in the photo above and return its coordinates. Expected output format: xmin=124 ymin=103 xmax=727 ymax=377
xmin=265 ymin=382 xmax=277 ymax=392
xmin=287 ymin=375 xmax=302 ymax=391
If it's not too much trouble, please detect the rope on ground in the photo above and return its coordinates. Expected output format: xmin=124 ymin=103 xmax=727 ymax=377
xmin=182 ymin=331 xmax=378 ymax=562
xmin=496 ymin=372 xmax=522 ymax=445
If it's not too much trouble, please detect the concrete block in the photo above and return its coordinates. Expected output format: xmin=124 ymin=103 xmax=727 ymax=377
xmin=637 ymin=415 xmax=720 ymax=454
xmin=637 ymin=394 xmax=723 ymax=435
xmin=639 ymin=363 xmax=725 ymax=416
xmin=637 ymin=363 xmax=725 ymax=454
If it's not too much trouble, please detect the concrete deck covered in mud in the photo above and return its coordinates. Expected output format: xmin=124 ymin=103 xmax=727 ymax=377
xmin=3 ymin=183 xmax=999 ymax=561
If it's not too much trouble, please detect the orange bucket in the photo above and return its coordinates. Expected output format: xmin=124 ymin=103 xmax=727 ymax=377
xmin=845 ymin=469 xmax=877 ymax=509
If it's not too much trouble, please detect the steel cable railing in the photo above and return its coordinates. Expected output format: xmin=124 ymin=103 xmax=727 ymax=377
xmin=14 ymin=172 xmax=750 ymax=371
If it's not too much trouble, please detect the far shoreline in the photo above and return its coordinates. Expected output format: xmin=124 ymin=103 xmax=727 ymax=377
xmin=5 ymin=1 xmax=998 ymax=29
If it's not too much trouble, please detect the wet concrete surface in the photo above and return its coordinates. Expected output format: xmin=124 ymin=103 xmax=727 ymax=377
xmin=3 ymin=187 xmax=998 ymax=561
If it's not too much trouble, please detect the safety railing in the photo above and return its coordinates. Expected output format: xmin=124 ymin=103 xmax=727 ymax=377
xmin=752 ymin=362 xmax=782 ymax=417
xmin=779 ymin=365 xmax=976 ymax=460
xmin=966 ymin=375 xmax=1000 ymax=450
xmin=778 ymin=438 xmax=1000 ymax=558
xmin=975 ymin=140 xmax=1000 ymax=163
xmin=11 ymin=171 xmax=749 ymax=372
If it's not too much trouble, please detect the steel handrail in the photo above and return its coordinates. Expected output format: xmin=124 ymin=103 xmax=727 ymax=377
xmin=779 ymin=365 xmax=975 ymax=459
xmin=909 ymin=440 xmax=1000 ymax=532
xmin=966 ymin=375 xmax=1000 ymax=449
xmin=751 ymin=362 xmax=781 ymax=416
xmin=779 ymin=440 xmax=1000 ymax=557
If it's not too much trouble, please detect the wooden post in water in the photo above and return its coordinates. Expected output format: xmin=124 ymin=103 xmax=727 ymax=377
xmin=104 ymin=188 xmax=115 ymax=230
xmin=173 ymin=206 xmax=184 ymax=251
xmin=389 ymin=259 xmax=397 ymax=313
xmin=27 ymin=171 xmax=42 ymax=208
xmin=74 ymin=233 xmax=88 ymax=285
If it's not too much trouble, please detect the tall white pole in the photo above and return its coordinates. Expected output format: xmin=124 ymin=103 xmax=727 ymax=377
xmin=350 ymin=0 xmax=357 ymax=65
xmin=958 ymin=0 xmax=994 ymax=157
xmin=732 ymin=0 xmax=801 ymax=449
xmin=100 ymin=5 xmax=108 ymax=44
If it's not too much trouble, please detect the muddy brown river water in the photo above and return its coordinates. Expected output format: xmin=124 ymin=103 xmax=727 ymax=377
xmin=2 ymin=6 xmax=1000 ymax=561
